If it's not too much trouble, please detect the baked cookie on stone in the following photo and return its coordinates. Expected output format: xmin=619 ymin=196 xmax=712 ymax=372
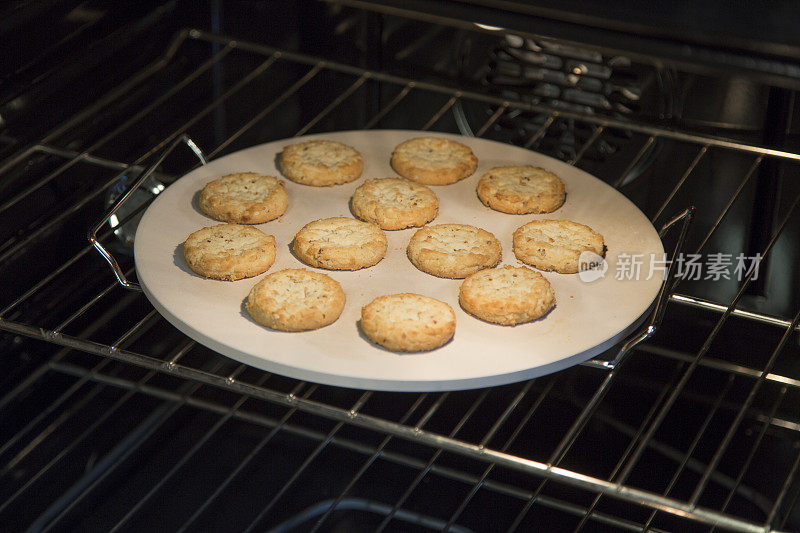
xmin=183 ymin=224 xmax=276 ymax=281
xmin=280 ymin=140 xmax=363 ymax=186
xmin=459 ymin=266 xmax=555 ymax=325
xmin=351 ymin=177 xmax=438 ymax=230
xmin=198 ymin=172 xmax=288 ymax=224
xmin=477 ymin=165 xmax=565 ymax=214
xmin=391 ymin=137 xmax=478 ymax=185
xmin=246 ymin=268 xmax=345 ymax=331
xmin=407 ymin=223 xmax=501 ymax=279
xmin=513 ymin=219 xmax=604 ymax=274
xmin=293 ymin=217 xmax=387 ymax=270
xmin=361 ymin=293 xmax=456 ymax=352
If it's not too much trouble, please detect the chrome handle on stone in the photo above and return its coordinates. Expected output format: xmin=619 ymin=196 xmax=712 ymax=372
xmin=582 ymin=206 xmax=695 ymax=370
xmin=88 ymin=134 xmax=206 ymax=291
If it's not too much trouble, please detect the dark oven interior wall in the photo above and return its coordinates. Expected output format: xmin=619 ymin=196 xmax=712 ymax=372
xmin=1 ymin=1 xmax=800 ymax=533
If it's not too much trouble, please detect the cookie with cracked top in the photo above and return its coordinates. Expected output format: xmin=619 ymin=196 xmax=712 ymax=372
xmin=391 ymin=137 xmax=478 ymax=185
xmin=351 ymin=177 xmax=438 ymax=230
xmin=280 ymin=140 xmax=363 ymax=186
xmin=293 ymin=217 xmax=387 ymax=270
xmin=246 ymin=268 xmax=345 ymax=331
xmin=477 ymin=165 xmax=565 ymax=214
xmin=198 ymin=172 xmax=288 ymax=224
xmin=183 ymin=224 xmax=276 ymax=281
xmin=407 ymin=223 xmax=501 ymax=279
xmin=361 ymin=293 xmax=456 ymax=352
xmin=513 ymin=219 xmax=604 ymax=274
xmin=459 ymin=266 xmax=555 ymax=325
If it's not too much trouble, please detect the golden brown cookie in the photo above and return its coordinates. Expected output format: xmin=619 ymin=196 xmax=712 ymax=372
xmin=513 ymin=219 xmax=605 ymax=273
xmin=246 ymin=269 xmax=345 ymax=331
xmin=279 ymin=140 xmax=363 ymax=186
xmin=476 ymin=165 xmax=565 ymax=214
xmin=360 ymin=293 xmax=456 ymax=352
xmin=391 ymin=137 xmax=478 ymax=185
xmin=293 ymin=217 xmax=387 ymax=270
xmin=198 ymin=172 xmax=288 ymax=224
xmin=183 ymin=224 xmax=276 ymax=281
xmin=459 ymin=266 xmax=555 ymax=325
xmin=407 ymin=223 xmax=502 ymax=279
xmin=351 ymin=177 xmax=439 ymax=230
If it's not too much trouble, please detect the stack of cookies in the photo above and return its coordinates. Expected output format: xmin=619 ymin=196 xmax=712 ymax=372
xmin=180 ymin=136 xmax=606 ymax=354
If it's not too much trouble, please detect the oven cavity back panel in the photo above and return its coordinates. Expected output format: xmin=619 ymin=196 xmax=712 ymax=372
xmin=135 ymin=130 xmax=663 ymax=391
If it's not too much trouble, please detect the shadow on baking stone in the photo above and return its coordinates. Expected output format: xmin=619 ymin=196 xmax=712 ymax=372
xmin=355 ymin=319 xmax=454 ymax=354
xmin=173 ymin=242 xmax=204 ymax=278
xmin=191 ymin=188 xmax=207 ymax=218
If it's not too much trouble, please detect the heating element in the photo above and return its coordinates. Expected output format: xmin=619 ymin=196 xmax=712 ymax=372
xmin=1 ymin=5 xmax=800 ymax=533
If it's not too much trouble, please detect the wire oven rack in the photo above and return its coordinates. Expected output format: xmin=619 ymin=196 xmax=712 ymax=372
xmin=1 ymin=27 xmax=800 ymax=532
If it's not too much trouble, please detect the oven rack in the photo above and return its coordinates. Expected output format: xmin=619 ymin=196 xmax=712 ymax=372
xmin=1 ymin=28 xmax=799 ymax=532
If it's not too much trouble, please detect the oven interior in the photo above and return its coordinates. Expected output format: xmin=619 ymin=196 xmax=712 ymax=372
xmin=1 ymin=1 xmax=800 ymax=532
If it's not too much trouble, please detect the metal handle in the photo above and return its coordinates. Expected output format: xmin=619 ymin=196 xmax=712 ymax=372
xmin=582 ymin=206 xmax=695 ymax=370
xmin=89 ymin=134 xmax=206 ymax=291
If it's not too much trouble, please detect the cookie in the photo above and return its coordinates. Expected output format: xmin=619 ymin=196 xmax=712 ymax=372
xmin=477 ymin=165 xmax=565 ymax=214
xmin=183 ymin=224 xmax=276 ymax=281
xmin=391 ymin=137 xmax=478 ymax=185
xmin=351 ymin=177 xmax=439 ymax=230
xmin=198 ymin=172 xmax=288 ymax=224
xmin=459 ymin=266 xmax=555 ymax=325
xmin=293 ymin=217 xmax=387 ymax=270
xmin=513 ymin=219 xmax=605 ymax=273
xmin=361 ymin=293 xmax=456 ymax=352
xmin=279 ymin=140 xmax=363 ymax=186
xmin=407 ymin=224 xmax=502 ymax=279
xmin=246 ymin=269 xmax=345 ymax=331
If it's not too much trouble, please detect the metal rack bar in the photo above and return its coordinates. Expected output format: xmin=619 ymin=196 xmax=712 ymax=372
xmin=175 ymin=382 xmax=320 ymax=532
xmin=191 ymin=29 xmax=800 ymax=163
xmin=375 ymin=389 xmax=490 ymax=532
xmin=109 ymin=367 xmax=279 ymax=532
xmin=523 ymin=115 xmax=555 ymax=149
xmin=568 ymin=363 xmax=692 ymax=532
xmin=693 ymin=156 xmax=763 ymax=254
xmin=708 ymin=387 xmax=787 ymax=533
xmin=635 ymin=374 xmax=737 ymax=532
xmin=767 ymin=450 xmax=800 ymax=527
xmin=0 ymin=340 xmax=194 ymax=517
xmin=140 ymin=52 xmax=279 ymax=162
xmin=0 ymin=317 xmax=783 ymax=532
xmin=616 ymin=191 xmax=800 ymax=486
xmin=0 ymin=44 xmax=232 ymax=218
xmin=36 ymin=358 xmax=228 ymax=533
xmin=295 ymin=73 xmax=370 ymax=137
xmin=0 ymin=310 xmax=159 ymax=461
xmin=307 ymin=393 xmax=432 ymax=532
xmin=242 ymin=392 xmax=373 ymax=532
xmin=613 ymin=135 xmax=656 ymax=188
xmin=474 ymin=103 xmax=508 ymax=138
xmin=690 ymin=308 xmax=800 ymax=507
xmin=207 ymin=62 xmax=323 ymax=159
xmin=363 ymin=83 xmax=415 ymax=129
xmin=653 ymin=145 xmax=708 ymax=222
xmin=568 ymin=125 xmax=604 ymax=165
xmin=668 ymin=294 xmax=800 ymax=333
xmin=36 ymin=359 xmax=750 ymax=533
xmin=421 ymin=95 xmax=460 ymax=131
xmin=442 ymin=380 xmax=543 ymax=530
xmin=0 ymin=30 xmax=192 ymax=178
